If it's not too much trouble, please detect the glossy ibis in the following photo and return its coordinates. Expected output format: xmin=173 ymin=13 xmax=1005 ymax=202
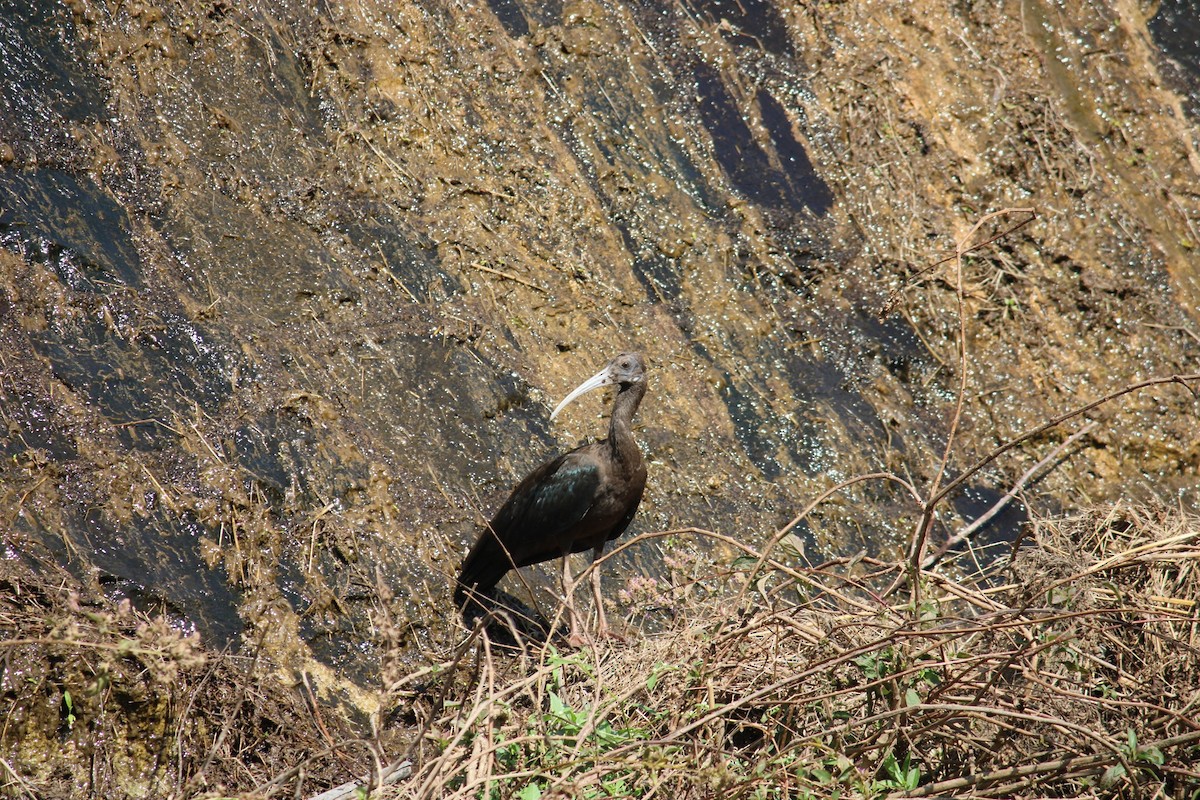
xmin=455 ymin=353 xmax=648 ymax=645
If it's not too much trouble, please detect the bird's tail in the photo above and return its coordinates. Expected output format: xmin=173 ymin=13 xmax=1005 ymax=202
xmin=454 ymin=532 xmax=512 ymax=610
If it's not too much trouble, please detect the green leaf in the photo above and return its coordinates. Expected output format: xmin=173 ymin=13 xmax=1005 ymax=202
xmin=602 ymin=777 xmax=627 ymax=795
xmin=1101 ymin=763 xmax=1126 ymax=787
xmin=646 ymin=661 xmax=674 ymax=692
xmin=516 ymin=783 xmax=543 ymax=800
xmin=62 ymin=690 xmax=77 ymax=729
xmin=1139 ymin=745 xmax=1164 ymax=766
xmin=548 ymin=691 xmax=566 ymax=717
xmin=917 ymin=667 xmax=943 ymax=686
xmin=853 ymin=654 xmax=878 ymax=677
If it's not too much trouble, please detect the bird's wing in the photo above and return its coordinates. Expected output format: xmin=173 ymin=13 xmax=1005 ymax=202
xmin=490 ymin=451 xmax=601 ymax=563
xmin=605 ymin=490 xmax=644 ymax=544
xmin=458 ymin=450 xmax=602 ymax=596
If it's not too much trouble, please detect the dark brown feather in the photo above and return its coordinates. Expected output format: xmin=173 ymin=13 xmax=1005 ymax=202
xmin=455 ymin=354 xmax=647 ymax=609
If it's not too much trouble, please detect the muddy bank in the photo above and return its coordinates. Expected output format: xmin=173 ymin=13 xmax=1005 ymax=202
xmin=0 ymin=549 xmax=375 ymax=797
xmin=1 ymin=0 xmax=1199 ymax=787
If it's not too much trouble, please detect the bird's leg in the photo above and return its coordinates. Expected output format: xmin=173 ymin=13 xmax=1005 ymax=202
xmin=590 ymin=544 xmax=609 ymax=638
xmin=561 ymin=554 xmax=586 ymax=647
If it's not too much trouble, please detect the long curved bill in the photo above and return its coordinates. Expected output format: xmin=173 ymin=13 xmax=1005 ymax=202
xmin=550 ymin=366 xmax=615 ymax=421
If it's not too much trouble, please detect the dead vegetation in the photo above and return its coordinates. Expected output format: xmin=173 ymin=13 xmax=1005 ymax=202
xmin=404 ymin=504 xmax=1200 ymax=799
xmin=0 ymin=548 xmax=374 ymax=799
xmin=3 ymin=501 xmax=1199 ymax=799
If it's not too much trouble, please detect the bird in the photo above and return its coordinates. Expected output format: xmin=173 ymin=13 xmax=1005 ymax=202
xmin=455 ymin=352 xmax=648 ymax=645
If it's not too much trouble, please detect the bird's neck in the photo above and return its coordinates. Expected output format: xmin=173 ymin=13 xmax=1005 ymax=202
xmin=607 ymin=380 xmax=646 ymax=465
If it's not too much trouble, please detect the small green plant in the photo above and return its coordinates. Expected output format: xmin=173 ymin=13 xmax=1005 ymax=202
xmin=645 ymin=660 xmax=675 ymax=692
xmin=854 ymin=647 xmax=899 ymax=682
xmin=485 ymin=661 xmax=655 ymax=799
xmin=1103 ymin=729 xmax=1165 ymax=786
xmin=545 ymin=645 xmax=595 ymax=683
xmin=62 ymin=689 xmax=77 ymax=730
xmin=854 ymin=646 xmax=902 ymax=710
xmin=794 ymin=752 xmax=860 ymax=799
xmin=874 ymin=751 xmax=921 ymax=793
xmin=854 ymin=647 xmax=943 ymax=712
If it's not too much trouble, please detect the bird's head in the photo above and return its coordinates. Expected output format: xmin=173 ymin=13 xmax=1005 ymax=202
xmin=550 ymin=352 xmax=646 ymax=421
xmin=608 ymin=352 xmax=646 ymax=387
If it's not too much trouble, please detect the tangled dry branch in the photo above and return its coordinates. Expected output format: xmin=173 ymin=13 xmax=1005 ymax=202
xmin=402 ymin=504 xmax=1200 ymax=799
